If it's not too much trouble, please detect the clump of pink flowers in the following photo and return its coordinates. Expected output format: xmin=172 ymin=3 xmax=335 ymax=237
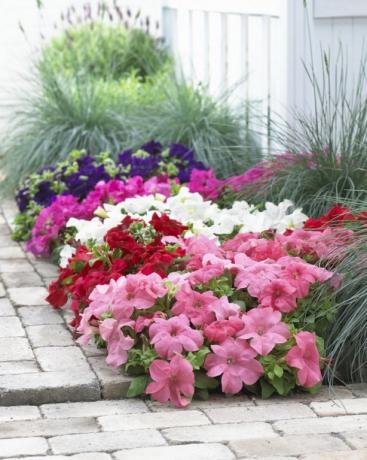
xmin=66 ymin=223 xmax=338 ymax=408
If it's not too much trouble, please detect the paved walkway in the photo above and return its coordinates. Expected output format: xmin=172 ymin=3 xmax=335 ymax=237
xmin=0 ymin=201 xmax=132 ymax=405
xmin=1 ymin=200 xmax=367 ymax=459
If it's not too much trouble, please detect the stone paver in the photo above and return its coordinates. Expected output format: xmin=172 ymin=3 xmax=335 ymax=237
xmin=162 ymin=422 xmax=277 ymax=443
xmin=2 ymin=271 xmax=43 ymax=287
xmin=0 ymin=417 xmax=98 ymax=439
xmin=204 ymin=402 xmax=315 ymax=423
xmin=301 ymin=450 xmax=367 ymax=460
xmin=99 ymin=410 xmax=210 ymax=431
xmin=0 ymin=437 xmax=48 ymax=458
xmin=274 ymin=414 xmax=367 ymax=435
xmin=341 ymin=431 xmax=367 ymax=449
xmin=8 ymin=286 xmax=49 ymax=305
xmin=0 ymin=316 xmax=25 ymax=337
xmin=49 ymin=429 xmax=166 ymax=454
xmin=114 ymin=443 xmax=235 ymax=460
xmin=310 ymin=397 xmax=367 ymax=416
xmin=0 ymin=298 xmax=15 ymax=315
xmin=229 ymin=434 xmax=350 ymax=458
xmin=26 ymin=324 xmax=74 ymax=347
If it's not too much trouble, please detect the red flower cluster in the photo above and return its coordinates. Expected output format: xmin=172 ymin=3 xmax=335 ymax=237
xmin=46 ymin=213 xmax=188 ymax=327
xmin=304 ymin=205 xmax=367 ymax=229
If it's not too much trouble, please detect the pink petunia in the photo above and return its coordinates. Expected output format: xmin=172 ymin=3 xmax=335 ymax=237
xmin=99 ymin=318 xmax=135 ymax=368
xmin=204 ymin=318 xmax=244 ymax=343
xmin=237 ymin=307 xmax=290 ymax=355
xmin=149 ymin=314 xmax=204 ymax=359
xmin=286 ymin=331 xmax=322 ymax=388
xmin=209 ymin=296 xmax=241 ymax=321
xmin=259 ymin=279 xmax=298 ymax=313
xmin=205 ymin=338 xmax=263 ymax=394
xmin=235 ymin=261 xmax=281 ymax=297
xmin=172 ymin=282 xmax=217 ymax=326
xmin=185 ymin=235 xmax=223 ymax=270
xmin=146 ymin=355 xmax=195 ymax=407
xmin=237 ymin=238 xmax=287 ymax=262
xmin=121 ymin=273 xmax=168 ymax=310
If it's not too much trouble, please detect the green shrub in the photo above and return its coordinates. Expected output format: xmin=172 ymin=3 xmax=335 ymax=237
xmin=40 ymin=23 xmax=171 ymax=81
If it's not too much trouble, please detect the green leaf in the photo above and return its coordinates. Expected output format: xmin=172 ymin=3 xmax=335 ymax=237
xmin=274 ymin=365 xmax=284 ymax=378
xmin=269 ymin=376 xmax=285 ymax=395
xmin=260 ymin=380 xmax=275 ymax=399
xmin=194 ymin=371 xmax=219 ymax=390
xmin=194 ymin=388 xmax=210 ymax=400
xmin=127 ymin=375 xmax=148 ymax=398
xmin=187 ymin=347 xmax=210 ymax=370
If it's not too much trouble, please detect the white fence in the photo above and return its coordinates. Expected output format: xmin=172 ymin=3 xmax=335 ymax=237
xmin=0 ymin=0 xmax=367 ymax=147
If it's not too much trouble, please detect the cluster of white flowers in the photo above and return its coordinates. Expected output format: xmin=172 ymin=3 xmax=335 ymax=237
xmin=60 ymin=188 xmax=307 ymax=267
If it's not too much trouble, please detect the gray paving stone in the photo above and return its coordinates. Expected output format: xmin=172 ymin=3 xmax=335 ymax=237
xmin=0 ymin=247 xmax=26 ymax=259
xmin=310 ymin=398 xmax=367 ymax=416
xmin=162 ymin=422 xmax=277 ymax=443
xmin=301 ymin=450 xmax=367 ymax=460
xmin=0 ymin=438 xmax=48 ymax=458
xmin=0 ymin=437 xmax=48 ymax=458
xmin=274 ymin=414 xmax=367 ymax=435
xmin=0 ymin=361 xmax=39 ymax=375
xmin=35 ymin=346 xmax=91 ymax=372
xmin=0 ymin=298 xmax=15 ymax=316
xmin=229 ymin=434 xmax=350 ymax=458
xmin=49 ymin=429 xmax=166 ymax=454
xmin=253 ymin=386 xmax=354 ymax=405
xmin=18 ymin=306 xmax=63 ymax=326
xmin=204 ymin=402 xmax=315 ymax=423
xmin=0 ymin=316 xmax=25 ymax=337
xmin=0 ymin=337 xmax=34 ymax=361
xmin=113 ymin=443 xmax=235 ymax=460
xmin=87 ymin=356 xmax=132 ymax=399
xmin=2 ymin=271 xmax=44 ymax=288
xmin=33 ymin=261 xmax=60 ymax=277
xmin=341 ymin=431 xmax=367 ymax=449
xmin=2 ymin=455 xmax=112 ymax=460
xmin=0 ymin=371 xmax=100 ymax=406
xmin=0 ymin=417 xmax=99 ymax=439
xmin=0 ymin=260 xmax=34 ymax=273
xmin=0 ymin=282 xmax=5 ymax=297
xmin=41 ymin=400 xmax=149 ymax=419
xmin=0 ymin=234 xmax=18 ymax=248
xmin=26 ymin=324 xmax=74 ymax=347
xmin=147 ymin=393 xmax=255 ymax=411
xmin=0 ymin=405 xmax=41 ymax=422
xmin=99 ymin=410 xmax=210 ymax=431
xmin=348 ymin=384 xmax=367 ymax=398
xmin=8 ymin=287 xmax=48 ymax=305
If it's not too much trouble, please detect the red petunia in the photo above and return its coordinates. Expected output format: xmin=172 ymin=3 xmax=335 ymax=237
xmin=150 ymin=212 xmax=188 ymax=237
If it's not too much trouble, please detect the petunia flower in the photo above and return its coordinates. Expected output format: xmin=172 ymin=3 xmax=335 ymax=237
xmin=146 ymin=355 xmax=195 ymax=407
xmin=286 ymin=331 xmax=322 ymax=388
xmin=149 ymin=314 xmax=204 ymax=359
xmin=259 ymin=279 xmax=297 ymax=313
xmin=172 ymin=282 xmax=217 ymax=326
xmin=205 ymin=338 xmax=263 ymax=394
xmin=237 ymin=307 xmax=290 ymax=355
xmin=99 ymin=318 xmax=135 ymax=368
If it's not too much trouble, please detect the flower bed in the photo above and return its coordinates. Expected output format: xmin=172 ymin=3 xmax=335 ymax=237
xmin=44 ymin=185 xmax=347 ymax=407
xmin=14 ymin=143 xmax=359 ymax=407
